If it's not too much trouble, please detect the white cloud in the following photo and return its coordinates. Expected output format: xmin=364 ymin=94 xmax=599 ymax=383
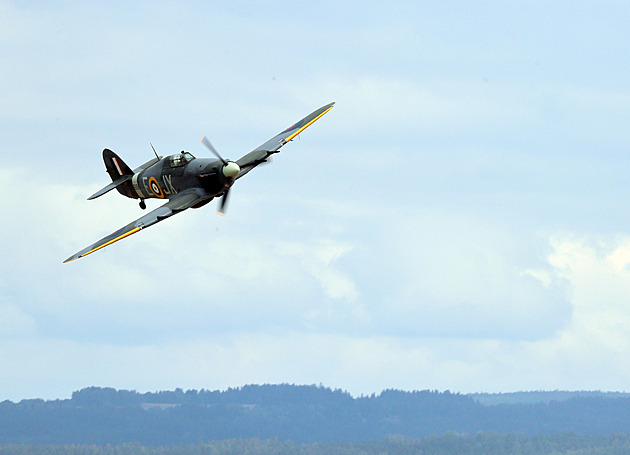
xmin=278 ymin=238 xmax=359 ymax=302
xmin=546 ymin=236 xmax=630 ymax=353
xmin=371 ymin=209 xmax=570 ymax=340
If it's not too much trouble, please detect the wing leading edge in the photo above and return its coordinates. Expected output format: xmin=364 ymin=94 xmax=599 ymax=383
xmin=63 ymin=191 xmax=211 ymax=263
xmin=236 ymin=102 xmax=335 ymax=178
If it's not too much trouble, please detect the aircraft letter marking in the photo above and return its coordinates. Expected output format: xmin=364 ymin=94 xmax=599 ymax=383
xmin=162 ymin=174 xmax=177 ymax=195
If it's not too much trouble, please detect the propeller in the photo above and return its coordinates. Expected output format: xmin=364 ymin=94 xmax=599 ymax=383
xmin=200 ymin=135 xmax=240 ymax=215
xmin=200 ymin=135 xmax=227 ymax=165
xmin=217 ymin=183 xmax=231 ymax=216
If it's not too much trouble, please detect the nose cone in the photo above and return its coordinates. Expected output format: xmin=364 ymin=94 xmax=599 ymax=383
xmin=222 ymin=161 xmax=240 ymax=178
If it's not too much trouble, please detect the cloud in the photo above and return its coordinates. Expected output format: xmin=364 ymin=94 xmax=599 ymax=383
xmin=327 ymin=231 xmax=630 ymax=391
xmin=455 ymin=235 xmax=630 ymax=392
xmin=546 ymin=236 xmax=630 ymax=354
xmin=368 ymin=209 xmax=571 ymax=340
xmin=278 ymin=238 xmax=359 ymax=302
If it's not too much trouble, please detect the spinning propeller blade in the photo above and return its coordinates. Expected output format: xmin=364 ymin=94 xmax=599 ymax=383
xmin=217 ymin=186 xmax=231 ymax=216
xmin=200 ymin=135 xmax=227 ymax=165
xmin=200 ymin=135 xmax=240 ymax=216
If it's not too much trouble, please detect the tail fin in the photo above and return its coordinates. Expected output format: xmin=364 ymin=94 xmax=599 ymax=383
xmin=103 ymin=148 xmax=133 ymax=180
xmin=87 ymin=149 xmax=136 ymax=200
xmin=103 ymin=149 xmax=137 ymax=198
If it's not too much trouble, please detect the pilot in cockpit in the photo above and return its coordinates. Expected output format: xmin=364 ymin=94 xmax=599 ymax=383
xmin=171 ymin=152 xmax=186 ymax=167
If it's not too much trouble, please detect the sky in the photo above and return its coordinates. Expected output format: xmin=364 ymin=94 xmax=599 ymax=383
xmin=2 ymin=0 xmax=630 ymax=401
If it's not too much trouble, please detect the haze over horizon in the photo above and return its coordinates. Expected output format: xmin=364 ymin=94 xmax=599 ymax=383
xmin=3 ymin=1 xmax=630 ymax=402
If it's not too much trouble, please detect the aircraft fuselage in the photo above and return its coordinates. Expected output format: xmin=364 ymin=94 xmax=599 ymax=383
xmin=119 ymin=154 xmax=225 ymax=201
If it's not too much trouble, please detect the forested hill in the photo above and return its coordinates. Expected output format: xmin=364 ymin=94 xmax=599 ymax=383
xmin=470 ymin=390 xmax=630 ymax=405
xmin=3 ymin=385 xmax=630 ymax=445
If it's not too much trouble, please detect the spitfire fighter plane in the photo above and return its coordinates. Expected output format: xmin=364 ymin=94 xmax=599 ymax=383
xmin=64 ymin=102 xmax=335 ymax=263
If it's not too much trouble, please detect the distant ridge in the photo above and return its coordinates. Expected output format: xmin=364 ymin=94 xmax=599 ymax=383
xmin=3 ymin=385 xmax=630 ymax=445
xmin=470 ymin=390 xmax=630 ymax=405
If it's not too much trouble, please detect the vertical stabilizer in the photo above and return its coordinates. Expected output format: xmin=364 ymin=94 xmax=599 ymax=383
xmin=102 ymin=149 xmax=137 ymax=198
xmin=103 ymin=148 xmax=133 ymax=180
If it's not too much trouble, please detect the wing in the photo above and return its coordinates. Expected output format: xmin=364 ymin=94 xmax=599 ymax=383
xmin=63 ymin=190 xmax=211 ymax=263
xmin=235 ymin=102 xmax=335 ymax=179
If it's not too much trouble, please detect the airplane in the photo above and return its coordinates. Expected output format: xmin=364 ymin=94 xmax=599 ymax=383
xmin=64 ymin=102 xmax=335 ymax=263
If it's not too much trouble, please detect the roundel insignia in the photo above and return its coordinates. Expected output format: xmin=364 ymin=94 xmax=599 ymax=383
xmin=148 ymin=176 xmax=165 ymax=198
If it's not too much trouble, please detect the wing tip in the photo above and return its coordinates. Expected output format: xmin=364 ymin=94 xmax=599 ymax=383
xmin=283 ymin=102 xmax=335 ymax=143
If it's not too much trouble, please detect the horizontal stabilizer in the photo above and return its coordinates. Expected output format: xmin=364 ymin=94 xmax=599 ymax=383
xmin=87 ymin=174 xmax=133 ymax=200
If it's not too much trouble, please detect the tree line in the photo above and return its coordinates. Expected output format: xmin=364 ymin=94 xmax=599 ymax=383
xmin=2 ymin=385 xmax=630 ymax=445
xmin=3 ymin=433 xmax=630 ymax=455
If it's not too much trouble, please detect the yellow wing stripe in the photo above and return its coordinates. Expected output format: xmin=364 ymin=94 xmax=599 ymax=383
xmin=79 ymin=227 xmax=141 ymax=260
xmin=283 ymin=105 xmax=335 ymax=143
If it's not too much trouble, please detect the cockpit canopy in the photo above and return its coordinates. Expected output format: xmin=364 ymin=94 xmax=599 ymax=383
xmin=168 ymin=151 xmax=195 ymax=168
